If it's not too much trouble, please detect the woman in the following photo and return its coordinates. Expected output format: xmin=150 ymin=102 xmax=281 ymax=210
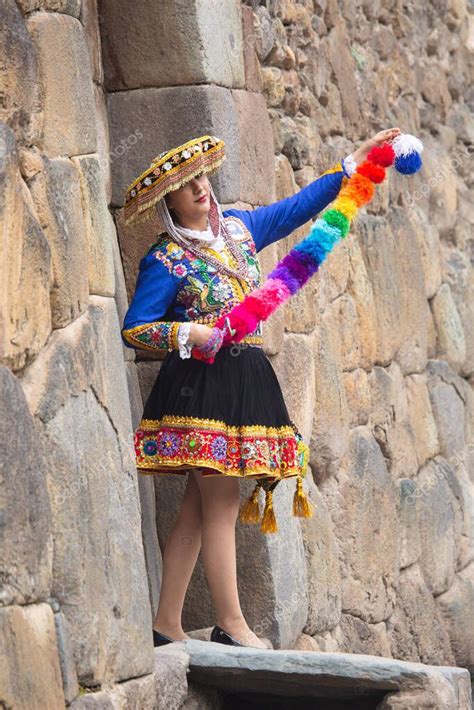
xmin=121 ymin=128 xmax=401 ymax=649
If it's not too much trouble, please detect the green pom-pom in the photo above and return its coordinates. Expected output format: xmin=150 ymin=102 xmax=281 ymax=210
xmin=323 ymin=209 xmax=350 ymax=237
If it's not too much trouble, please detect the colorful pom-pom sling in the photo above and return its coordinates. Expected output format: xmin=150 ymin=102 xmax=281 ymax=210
xmin=191 ymin=133 xmax=424 ymax=533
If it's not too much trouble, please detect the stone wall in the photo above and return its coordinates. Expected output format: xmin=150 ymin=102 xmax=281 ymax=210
xmin=0 ymin=0 xmax=473 ymax=707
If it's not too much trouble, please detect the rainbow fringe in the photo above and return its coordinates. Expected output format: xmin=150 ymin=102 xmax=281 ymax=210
xmin=192 ymin=133 xmax=423 ymax=364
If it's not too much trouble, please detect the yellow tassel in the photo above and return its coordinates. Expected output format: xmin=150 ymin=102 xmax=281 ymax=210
xmin=293 ymin=476 xmax=315 ymax=518
xmin=238 ymin=482 xmax=261 ymax=524
xmin=261 ymin=489 xmax=278 ymax=533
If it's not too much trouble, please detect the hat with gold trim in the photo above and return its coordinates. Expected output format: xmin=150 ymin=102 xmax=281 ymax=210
xmin=123 ymin=134 xmax=226 ymax=226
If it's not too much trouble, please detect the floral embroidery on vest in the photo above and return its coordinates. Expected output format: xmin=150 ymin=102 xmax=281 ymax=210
xmin=151 ymin=216 xmax=262 ymax=327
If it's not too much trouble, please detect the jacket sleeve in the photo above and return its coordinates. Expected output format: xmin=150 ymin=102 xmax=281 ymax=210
xmin=223 ymin=158 xmax=351 ymax=253
xmin=121 ymin=252 xmax=182 ymax=353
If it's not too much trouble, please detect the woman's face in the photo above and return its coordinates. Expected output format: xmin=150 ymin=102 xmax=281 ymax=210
xmin=165 ymin=173 xmax=211 ymax=225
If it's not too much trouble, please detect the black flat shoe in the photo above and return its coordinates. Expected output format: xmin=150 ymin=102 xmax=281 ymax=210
xmin=153 ymin=629 xmax=176 ymax=647
xmin=210 ymin=625 xmax=244 ymax=646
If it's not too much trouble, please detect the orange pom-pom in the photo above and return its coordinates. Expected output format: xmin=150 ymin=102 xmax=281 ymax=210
xmin=367 ymin=143 xmax=395 ymax=167
xmin=340 ymin=173 xmax=375 ymax=206
xmin=356 ymin=160 xmax=386 ymax=184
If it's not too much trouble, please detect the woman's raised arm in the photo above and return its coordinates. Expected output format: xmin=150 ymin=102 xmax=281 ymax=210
xmin=223 ymin=157 xmax=352 ymax=253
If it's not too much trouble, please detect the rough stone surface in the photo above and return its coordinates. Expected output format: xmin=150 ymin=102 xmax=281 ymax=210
xmin=330 ymin=427 xmax=400 ymax=624
xmin=29 ymin=156 xmax=89 ymax=329
xmin=387 ymin=563 xmax=456 ymax=667
xmin=416 ymin=458 xmax=463 ymax=596
xmin=99 ymin=0 xmax=245 ymax=91
xmin=436 ymin=561 xmax=474 ymax=674
xmin=431 ymin=281 xmax=466 ymax=372
xmin=19 ymin=297 xmax=153 ymax=685
xmin=72 ymin=153 xmax=116 ymax=297
xmin=182 ymin=639 xmax=470 ymax=707
xmin=309 ymin=310 xmax=350 ymax=481
xmin=232 ymin=89 xmax=276 ymax=205
xmin=0 ymin=366 xmax=53 ymax=605
xmin=0 ymin=124 xmax=52 ymax=371
xmin=54 ymin=610 xmax=80 ymax=704
xmin=27 ymin=13 xmax=97 ymax=157
xmin=0 ymin=1 xmax=43 ymax=145
xmin=0 ymin=604 xmax=65 ymax=708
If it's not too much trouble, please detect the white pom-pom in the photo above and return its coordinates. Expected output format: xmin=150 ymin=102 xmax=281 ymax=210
xmin=391 ymin=134 xmax=424 ymax=157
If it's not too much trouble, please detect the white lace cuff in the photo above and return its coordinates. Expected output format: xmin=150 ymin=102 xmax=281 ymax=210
xmin=177 ymin=322 xmax=193 ymax=359
xmin=342 ymin=153 xmax=357 ymax=178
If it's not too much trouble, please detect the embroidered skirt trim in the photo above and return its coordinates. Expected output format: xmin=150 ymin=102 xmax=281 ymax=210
xmin=134 ymin=414 xmax=308 ymax=479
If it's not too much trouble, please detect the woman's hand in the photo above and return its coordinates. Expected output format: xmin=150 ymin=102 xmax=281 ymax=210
xmin=352 ymin=127 xmax=402 ymax=164
xmin=189 ymin=323 xmax=215 ymax=347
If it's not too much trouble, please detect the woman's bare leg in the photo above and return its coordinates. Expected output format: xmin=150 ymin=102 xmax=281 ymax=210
xmin=193 ymin=470 xmax=267 ymax=648
xmin=152 ymin=470 xmax=203 ymax=639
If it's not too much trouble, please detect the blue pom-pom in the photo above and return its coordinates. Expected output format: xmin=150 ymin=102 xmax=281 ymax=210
xmin=394 ymin=152 xmax=422 ymax=175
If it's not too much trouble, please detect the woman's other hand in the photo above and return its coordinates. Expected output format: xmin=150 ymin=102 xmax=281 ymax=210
xmin=352 ymin=127 xmax=402 ymax=164
xmin=189 ymin=323 xmax=215 ymax=347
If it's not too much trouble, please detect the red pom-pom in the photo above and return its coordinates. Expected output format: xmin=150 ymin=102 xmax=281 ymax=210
xmin=356 ymin=160 xmax=386 ymax=184
xmin=367 ymin=143 xmax=395 ymax=167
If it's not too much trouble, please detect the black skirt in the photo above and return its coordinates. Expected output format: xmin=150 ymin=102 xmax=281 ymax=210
xmin=134 ymin=344 xmax=309 ymax=482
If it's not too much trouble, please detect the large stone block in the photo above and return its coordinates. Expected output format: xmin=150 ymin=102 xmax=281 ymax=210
xmin=0 ymin=1 xmax=42 ymax=145
xmin=80 ymin=0 xmax=103 ymax=83
xmin=108 ymin=85 xmax=240 ymax=208
xmin=405 ymin=373 xmax=440 ymax=468
xmin=335 ymin=615 xmax=392 ymax=657
xmin=0 ymin=366 xmax=53 ymax=605
xmin=27 ymin=12 xmax=97 ymax=157
xmin=333 ymin=427 xmax=400 ymax=623
xmin=232 ymin=89 xmax=276 ymax=205
xmin=72 ymin=154 xmax=115 ymax=297
xmin=298 ymin=476 xmax=342 ymax=636
xmin=357 ymin=209 xmax=428 ymax=373
xmin=405 ymin=205 xmax=442 ymax=300
xmin=99 ymin=0 xmax=245 ymax=91
xmin=345 ymin=240 xmax=378 ymax=370
xmin=241 ymin=5 xmax=263 ymax=93
xmin=416 ymin=457 xmax=463 ymax=596
xmin=0 ymin=604 xmax=65 ymax=708
xmin=93 ymin=84 xmax=112 ymax=203
xmin=309 ymin=309 xmax=350 ymax=481
xmin=270 ymin=332 xmax=315 ymax=441
xmin=431 ymin=281 xmax=466 ymax=373
xmin=29 ymin=156 xmax=89 ymax=329
xmin=326 ymin=21 xmax=361 ymax=138
xmin=397 ymin=479 xmax=422 ymax=570
xmin=342 ymin=367 xmax=371 ymax=427
xmin=436 ymin=561 xmax=474 ymax=673
xmin=19 ymin=296 xmax=153 ymax=685
xmin=387 ymin=563 xmax=455 ymax=667
xmin=441 ymin=243 xmax=474 ymax=378
xmin=368 ymin=362 xmax=419 ymax=479
xmin=0 ymin=124 xmax=52 ymax=371
xmin=428 ymin=378 xmax=466 ymax=458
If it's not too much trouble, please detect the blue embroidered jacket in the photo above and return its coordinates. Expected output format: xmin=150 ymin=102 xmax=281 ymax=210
xmin=121 ymin=159 xmax=351 ymax=352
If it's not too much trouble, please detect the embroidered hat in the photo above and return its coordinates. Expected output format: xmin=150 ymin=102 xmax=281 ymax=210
xmin=123 ymin=134 xmax=226 ymax=226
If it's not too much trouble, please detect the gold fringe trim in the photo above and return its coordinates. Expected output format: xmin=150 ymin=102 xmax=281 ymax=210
xmin=238 ymin=482 xmax=262 ymax=524
xmin=293 ymin=476 xmax=315 ymax=518
xmin=124 ymin=154 xmax=226 ymax=227
xmin=261 ymin=488 xmax=278 ymax=533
